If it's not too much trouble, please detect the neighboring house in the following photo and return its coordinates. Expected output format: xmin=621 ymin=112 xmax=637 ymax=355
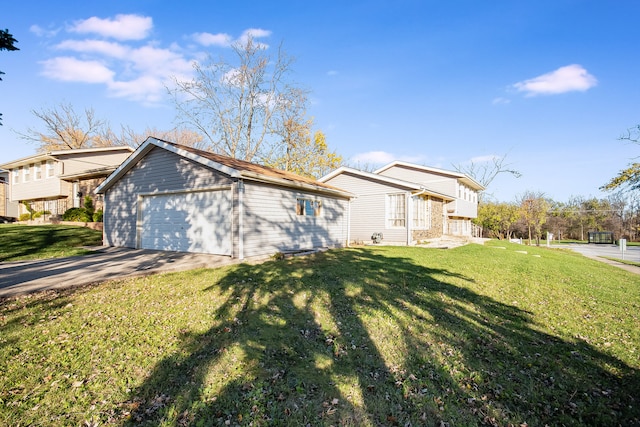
xmin=95 ymin=137 xmax=353 ymax=259
xmin=0 ymin=146 xmax=134 ymax=218
xmin=0 ymin=169 xmax=19 ymax=219
xmin=318 ymin=166 xmax=454 ymax=245
xmin=374 ymin=161 xmax=484 ymax=237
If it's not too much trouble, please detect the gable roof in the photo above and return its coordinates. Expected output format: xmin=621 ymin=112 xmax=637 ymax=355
xmin=95 ymin=137 xmax=353 ymax=198
xmin=319 ymin=166 xmax=454 ymax=200
xmin=0 ymin=146 xmax=134 ymax=170
xmin=375 ymin=160 xmax=485 ymax=191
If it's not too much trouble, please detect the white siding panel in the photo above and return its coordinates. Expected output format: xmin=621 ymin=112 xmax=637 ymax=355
xmin=242 ymin=182 xmax=349 ymax=258
xmin=322 ymin=173 xmax=408 ymax=244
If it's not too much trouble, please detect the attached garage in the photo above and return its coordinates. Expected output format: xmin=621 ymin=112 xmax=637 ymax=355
xmin=95 ymin=137 xmax=352 ymax=259
xmin=139 ymin=189 xmax=232 ymax=255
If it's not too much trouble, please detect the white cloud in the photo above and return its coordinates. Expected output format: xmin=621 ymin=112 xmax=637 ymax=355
xmin=69 ymin=14 xmax=153 ymax=40
xmin=40 ymin=57 xmax=114 ymax=83
xmin=56 ymin=39 xmax=130 ymax=58
xmin=513 ymin=64 xmax=597 ymax=96
xmin=38 ymin=20 xmax=276 ymax=105
xmin=352 ymin=151 xmax=396 ymax=164
xmin=108 ymin=75 xmax=166 ymax=103
xmin=193 ymin=28 xmax=272 ymax=49
xmin=492 ymin=97 xmax=510 ymax=105
xmin=352 ymin=151 xmax=426 ymax=165
xmin=327 ymin=70 xmax=339 ymax=76
xmin=30 ymin=24 xmax=59 ymax=38
xmin=192 ymin=32 xmax=232 ymax=47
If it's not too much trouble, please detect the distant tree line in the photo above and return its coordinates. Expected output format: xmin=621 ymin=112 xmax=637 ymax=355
xmin=475 ymin=192 xmax=640 ymax=243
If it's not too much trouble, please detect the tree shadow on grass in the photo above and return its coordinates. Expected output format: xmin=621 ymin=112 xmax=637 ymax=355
xmin=122 ymin=247 xmax=640 ymax=426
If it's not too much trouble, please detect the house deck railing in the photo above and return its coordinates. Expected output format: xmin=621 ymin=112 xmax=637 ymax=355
xmin=447 ymin=220 xmax=483 ymax=238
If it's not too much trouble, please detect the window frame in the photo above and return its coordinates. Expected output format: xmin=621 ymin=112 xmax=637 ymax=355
xmin=386 ymin=193 xmax=406 ymax=228
xmin=46 ymin=160 xmax=55 ymax=178
xmin=23 ymin=165 xmax=31 ymax=183
xmin=296 ymin=198 xmax=322 ymax=217
xmin=34 ymin=162 xmax=42 ymax=180
xmin=12 ymin=169 xmax=19 ymax=184
xmin=412 ymin=195 xmax=431 ymax=230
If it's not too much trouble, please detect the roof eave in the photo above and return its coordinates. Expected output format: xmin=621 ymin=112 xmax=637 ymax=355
xmin=241 ymin=170 xmax=354 ymax=199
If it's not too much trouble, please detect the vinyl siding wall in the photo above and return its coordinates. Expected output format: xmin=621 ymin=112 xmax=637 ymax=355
xmin=378 ymin=166 xmax=479 ymax=219
xmin=9 ymin=161 xmax=65 ymax=201
xmin=323 ymin=173 xmax=409 ymax=244
xmin=378 ymin=166 xmax=457 ymax=197
xmin=242 ymin=182 xmax=349 ymax=257
xmin=56 ymin=151 xmax=132 ymax=175
xmin=103 ymin=147 xmax=235 ymax=249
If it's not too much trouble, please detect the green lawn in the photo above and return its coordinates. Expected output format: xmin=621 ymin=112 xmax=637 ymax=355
xmin=1 ymin=242 xmax=639 ymax=426
xmin=0 ymin=224 xmax=103 ymax=261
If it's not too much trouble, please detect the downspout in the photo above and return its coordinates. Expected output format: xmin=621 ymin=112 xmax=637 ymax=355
xmin=347 ymin=198 xmax=351 ymax=247
xmin=406 ymin=193 xmax=412 ymax=245
xmin=237 ymin=179 xmax=244 ymax=260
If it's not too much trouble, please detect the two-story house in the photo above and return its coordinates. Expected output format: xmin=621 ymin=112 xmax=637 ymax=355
xmin=0 ymin=146 xmax=134 ymax=218
xmin=319 ymin=161 xmax=484 ymax=245
xmin=374 ymin=161 xmax=484 ymax=237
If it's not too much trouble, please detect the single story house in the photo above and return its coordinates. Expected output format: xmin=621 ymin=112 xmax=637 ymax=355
xmin=318 ymin=166 xmax=454 ymax=245
xmin=95 ymin=137 xmax=353 ymax=259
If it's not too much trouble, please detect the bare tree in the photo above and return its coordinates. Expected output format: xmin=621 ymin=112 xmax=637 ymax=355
xmin=454 ymin=153 xmax=521 ymax=199
xmin=602 ymin=125 xmax=640 ymax=192
xmin=169 ymin=35 xmax=309 ymax=163
xmin=19 ymin=103 xmax=107 ymax=151
xmin=97 ymin=125 xmax=206 ymax=149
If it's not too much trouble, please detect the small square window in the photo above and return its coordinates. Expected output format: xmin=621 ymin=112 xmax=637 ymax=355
xmin=296 ymin=198 xmax=322 ymax=216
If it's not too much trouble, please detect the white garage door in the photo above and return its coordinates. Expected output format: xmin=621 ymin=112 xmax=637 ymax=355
xmin=140 ymin=190 xmax=232 ymax=255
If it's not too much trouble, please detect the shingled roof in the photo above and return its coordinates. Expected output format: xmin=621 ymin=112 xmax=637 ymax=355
xmin=96 ymin=137 xmax=352 ymax=199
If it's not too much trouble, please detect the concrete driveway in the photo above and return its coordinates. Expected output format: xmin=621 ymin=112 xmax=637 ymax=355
xmin=0 ymin=247 xmax=260 ymax=298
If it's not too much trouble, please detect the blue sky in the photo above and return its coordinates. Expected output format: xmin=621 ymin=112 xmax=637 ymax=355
xmin=2 ymin=1 xmax=639 ymax=202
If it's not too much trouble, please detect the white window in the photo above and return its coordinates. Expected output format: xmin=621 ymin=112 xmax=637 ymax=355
xmin=413 ymin=196 xmax=431 ymax=229
xmin=23 ymin=165 xmax=31 ymax=182
xmin=296 ymin=198 xmax=322 ymax=216
xmin=386 ymin=193 xmax=406 ymax=228
xmin=34 ymin=162 xmax=42 ymax=180
xmin=12 ymin=169 xmax=19 ymax=184
xmin=46 ymin=160 xmax=55 ymax=178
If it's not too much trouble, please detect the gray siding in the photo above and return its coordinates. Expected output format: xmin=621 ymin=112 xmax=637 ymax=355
xmin=10 ymin=173 xmax=65 ymax=201
xmin=378 ymin=166 xmax=457 ymax=197
xmin=103 ymin=147 xmax=235 ymax=248
xmin=242 ymin=182 xmax=349 ymax=257
xmin=57 ymin=151 xmax=132 ymax=175
xmin=323 ymin=173 xmax=408 ymax=244
xmin=378 ymin=165 xmax=479 ymax=219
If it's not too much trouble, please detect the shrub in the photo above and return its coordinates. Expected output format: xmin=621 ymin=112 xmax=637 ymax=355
xmin=62 ymin=207 xmax=92 ymax=222
xmin=92 ymin=209 xmax=103 ymax=223
xmin=84 ymin=196 xmax=95 ymax=217
xmin=32 ymin=211 xmax=51 ymax=219
xmin=19 ymin=213 xmax=31 ymax=221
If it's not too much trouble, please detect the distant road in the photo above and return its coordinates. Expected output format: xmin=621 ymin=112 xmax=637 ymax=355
xmin=560 ymin=243 xmax=640 ymax=262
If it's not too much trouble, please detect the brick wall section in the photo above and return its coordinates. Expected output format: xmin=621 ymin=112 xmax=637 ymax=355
xmin=412 ymin=197 xmax=445 ymax=241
